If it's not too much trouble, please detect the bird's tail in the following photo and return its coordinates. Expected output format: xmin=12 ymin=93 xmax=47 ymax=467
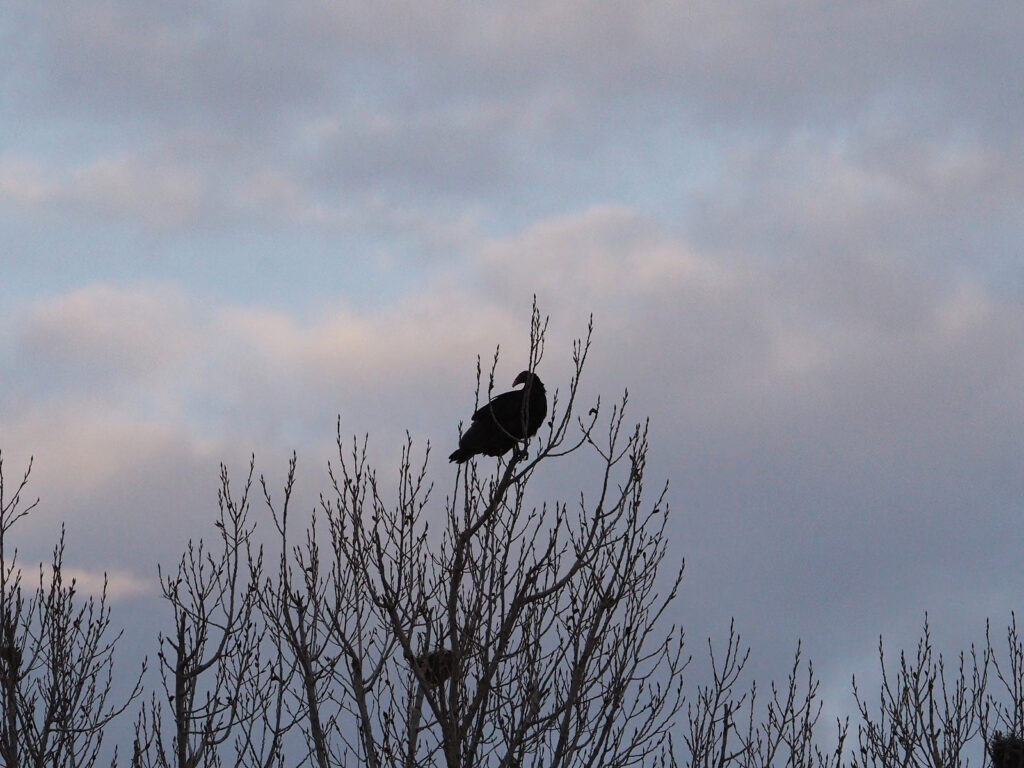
xmin=448 ymin=448 xmax=472 ymax=463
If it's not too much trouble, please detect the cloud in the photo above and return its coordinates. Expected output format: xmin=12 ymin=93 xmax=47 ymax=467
xmin=466 ymin=208 xmax=1024 ymax=629
xmin=0 ymin=155 xmax=54 ymax=206
xmin=2 ymin=0 xmax=1023 ymax=721
xmin=0 ymin=150 xmax=205 ymax=228
xmin=11 ymin=283 xmax=196 ymax=401
xmin=478 ymin=205 xmax=728 ymax=311
xmin=0 ymin=131 xmax=488 ymax=233
xmin=0 ymin=196 xmax=1021 ymax=727
xmin=6 ymin=212 xmax=1020 ymax=480
xmin=10 ymin=2 xmax=1022 ymax=181
xmin=4 ymin=0 xmax=1020 ymax=264
xmin=34 ymin=565 xmax=153 ymax=602
xmin=682 ymin=130 xmax=1024 ymax=295
xmin=8 ymin=2 xmax=330 ymax=131
xmin=2 ymin=277 xmax=526 ymax=470
xmin=0 ymin=14 xmax=1019 ymax=763
xmin=311 ymin=106 xmax=516 ymax=198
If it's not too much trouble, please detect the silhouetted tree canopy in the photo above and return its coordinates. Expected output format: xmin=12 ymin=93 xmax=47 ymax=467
xmin=4 ymin=306 xmax=1024 ymax=767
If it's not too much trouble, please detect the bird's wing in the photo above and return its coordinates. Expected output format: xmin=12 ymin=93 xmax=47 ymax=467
xmin=470 ymin=389 xmax=522 ymax=423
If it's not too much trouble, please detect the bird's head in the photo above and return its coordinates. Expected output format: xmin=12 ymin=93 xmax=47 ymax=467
xmin=513 ymin=370 xmax=535 ymax=387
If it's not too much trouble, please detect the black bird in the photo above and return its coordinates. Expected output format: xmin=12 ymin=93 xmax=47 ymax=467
xmin=449 ymin=371 xmax=547 ymax=463
xmin=407 ymin=648 xmax=457 ymax=687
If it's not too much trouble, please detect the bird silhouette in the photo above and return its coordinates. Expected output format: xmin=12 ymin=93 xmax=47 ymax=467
xmin=449 ymin=371 xmax=547 ymax=462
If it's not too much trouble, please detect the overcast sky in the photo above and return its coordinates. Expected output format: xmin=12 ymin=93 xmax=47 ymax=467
xmin=2 ymin=0 xmax=1023 ymax=740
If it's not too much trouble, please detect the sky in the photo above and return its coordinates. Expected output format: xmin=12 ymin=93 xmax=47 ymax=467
xmin=2 ymin=0 xmax=1023 ymax=745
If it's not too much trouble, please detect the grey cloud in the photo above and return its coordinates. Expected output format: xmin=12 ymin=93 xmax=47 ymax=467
xmin=311 ymin=108 xmax=515 ymax=198
xmin=6 ymin=1 xmax=1022 ymax=245
xmin=11 ymin=283 xmax=196 ymax=402
xmin=2 ymin=0 xmax=1022 ymax=725
xmin=13 ymin=2 xmax=1023 ymax=151
xmin=463 ymin=208 xmax=1024 ymax=676
xmin=686 ymin=132 xmax=1024 ymax=289
xmin=8 ymin=2 xmax=330 ymax=131
xmin=1 ymin=232 xmax=1021 ymax=719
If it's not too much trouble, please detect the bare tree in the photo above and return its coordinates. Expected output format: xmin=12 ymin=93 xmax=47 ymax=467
xmin=132 ymin=460 xmax=280 ymax=768
xmin=981 ymin=614 xmax=1024 ymax=762
xmin=0 ymin=453 xmax=143 ymax=768
xmin=242 ymin=307 xmax=688 ymax=767
xmin=255 ymin=452 xmax=339 ymax=768
xmin=7 ymin=300 xmax=1024 ymax=767
xmin=851 ymin=615 xmax=996 ymax=768
xmin=680 ymin=620 xmax=848 ymax=768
